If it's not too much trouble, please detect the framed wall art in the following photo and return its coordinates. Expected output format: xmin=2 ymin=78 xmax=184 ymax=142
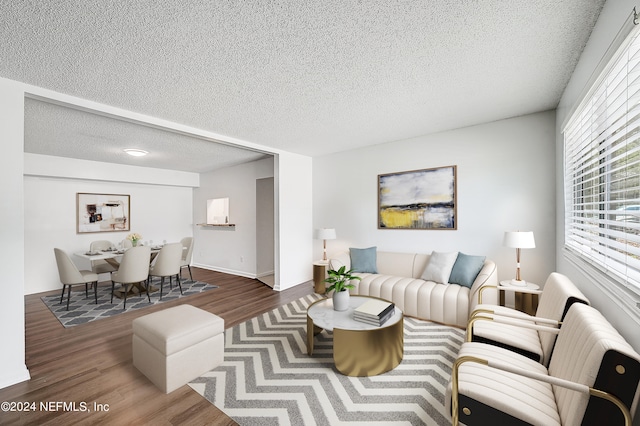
xmin=378 ymin=165 xmax=457 ymax=230
xmin=76 ymin=193 xmax=130 ymax=234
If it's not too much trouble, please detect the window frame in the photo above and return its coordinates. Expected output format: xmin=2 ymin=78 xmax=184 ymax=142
xmin=563 ymin=16 xmax=640 ymax=319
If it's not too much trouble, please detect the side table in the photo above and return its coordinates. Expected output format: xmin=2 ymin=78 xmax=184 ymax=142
xmin=498 ymin=280 xmax=541 ymax=315
xmin=313 ymin=260 xmax=328 ymax=294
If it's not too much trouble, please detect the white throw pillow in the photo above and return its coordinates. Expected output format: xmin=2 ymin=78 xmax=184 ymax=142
xmin=420 ymin=251 xmax=459 ymax=284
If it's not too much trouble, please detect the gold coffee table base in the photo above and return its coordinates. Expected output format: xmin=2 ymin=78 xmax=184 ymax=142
xmin=333 ymin=317 xmax=403 ymax=376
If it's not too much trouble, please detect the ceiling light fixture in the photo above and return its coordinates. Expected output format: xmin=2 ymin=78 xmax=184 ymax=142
xmin=124 ymin=149 xmax=149 ymax=157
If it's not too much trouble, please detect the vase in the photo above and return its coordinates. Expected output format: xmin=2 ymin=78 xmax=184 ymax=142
xmin=132 ymin=240 xmax=138 ymax=247
xmin=333 ymin=290 xmax=350 ymax=311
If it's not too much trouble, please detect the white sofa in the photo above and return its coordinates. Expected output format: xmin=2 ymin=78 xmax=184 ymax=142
xmin=329 ymin=251 xmax=498 ymax=328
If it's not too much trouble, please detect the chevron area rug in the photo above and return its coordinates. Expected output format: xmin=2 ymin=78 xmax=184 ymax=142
xmin=189 ymin=293 xmax=464 ymax=426
xmin=41 ymin=278 xmax=218 ymax=327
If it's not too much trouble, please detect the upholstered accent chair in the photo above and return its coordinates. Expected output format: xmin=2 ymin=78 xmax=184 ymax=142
xmin=448 ymin=303 xmax=640 ymax=426
xmin=468 ymin=272 xmax=589 ymax=365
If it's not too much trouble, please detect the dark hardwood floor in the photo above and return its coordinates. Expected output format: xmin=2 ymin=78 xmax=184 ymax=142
xmin=0 ymin=268 xmax=315 ymax=425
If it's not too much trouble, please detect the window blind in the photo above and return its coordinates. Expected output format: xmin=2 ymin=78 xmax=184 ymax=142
xmin=564 ymin=23 xmax=640 ymax=291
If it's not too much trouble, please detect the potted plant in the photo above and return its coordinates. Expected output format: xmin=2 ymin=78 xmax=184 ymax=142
xmin=325 ymin=265 xmax=361 ymax=311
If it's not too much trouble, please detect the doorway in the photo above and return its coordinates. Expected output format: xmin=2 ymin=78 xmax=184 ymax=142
xmin=256 ymin=177 xmax=275 ymax=287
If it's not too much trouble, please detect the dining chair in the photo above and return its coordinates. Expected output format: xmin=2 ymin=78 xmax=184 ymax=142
xmin=54 ymin=248 xmax=99 ymax=310
xmin=148 ymin=242 xmax=184 ymax=299
xmin=89 ymin=240 xmax=118 ymax=274
xmin=110 ymin=245 xmax=151 ymax=309
xmin=122 ymin=238 xmax=133 ymax=249
xmin=179 ymin=237 xmax=194 ymax=280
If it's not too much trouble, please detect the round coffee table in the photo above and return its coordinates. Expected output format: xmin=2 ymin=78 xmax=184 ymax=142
xmin=307 ymin=295 xmax=403 ymax=376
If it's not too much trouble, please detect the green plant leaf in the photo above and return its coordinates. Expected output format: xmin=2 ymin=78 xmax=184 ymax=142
xmin=324 ymin=267 xmax=361 ymax=293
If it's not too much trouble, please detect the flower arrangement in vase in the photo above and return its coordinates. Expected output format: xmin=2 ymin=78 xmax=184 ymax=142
xmin=126 ymin=233 xmax=142 ymax=247
xmin=325 ymin=265 xmax=361 ymax=311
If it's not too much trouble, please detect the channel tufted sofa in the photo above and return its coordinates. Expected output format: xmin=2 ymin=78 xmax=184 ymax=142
xmin=329 ymin=250 xmax=498 ymax=328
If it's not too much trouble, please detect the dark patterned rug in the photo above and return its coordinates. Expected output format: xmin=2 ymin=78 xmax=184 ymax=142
xmin=190 ymin=293 xmax=463 ymax=425
xmin=41 ymin=277 xmax=218 ymax=327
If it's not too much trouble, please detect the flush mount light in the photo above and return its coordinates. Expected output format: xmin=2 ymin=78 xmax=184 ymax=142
xmin=124 ymin=149 xmax=149 ymax=157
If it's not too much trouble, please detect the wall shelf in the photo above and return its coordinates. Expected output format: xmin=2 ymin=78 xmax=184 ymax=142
xmin=197 ymin=223 xmax=235 ymax=229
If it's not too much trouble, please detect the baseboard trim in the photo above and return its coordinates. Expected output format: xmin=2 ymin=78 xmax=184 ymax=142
xmin=257 ymin=270 xmax=275 ymax=278
xmin=0 ymin=366 xmax=30 ymax=390
xmin=192 ymin=263 xmax=257 ymax=279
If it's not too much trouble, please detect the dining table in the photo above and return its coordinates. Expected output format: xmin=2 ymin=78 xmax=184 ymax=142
xmin=74 ymin=246 xmax=165 ymax=298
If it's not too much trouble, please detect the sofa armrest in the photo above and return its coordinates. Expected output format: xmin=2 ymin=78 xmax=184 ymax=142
xmin=328 ymin=252 xmax=350 ymax=271
xmin=469 ymin=260 xmax=498 ymax=313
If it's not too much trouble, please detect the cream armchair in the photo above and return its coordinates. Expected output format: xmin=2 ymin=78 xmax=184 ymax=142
xmin=468 ymin=272 xmax=589 ymax=365
xmin=447 ymin=303 xmax=640 ymax=426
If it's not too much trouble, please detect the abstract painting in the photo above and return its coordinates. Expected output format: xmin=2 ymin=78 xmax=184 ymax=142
xmin=378 ymin=166 xmax=457 ymax=229
xmin=77 ymin=193 xmax=130 ymax=234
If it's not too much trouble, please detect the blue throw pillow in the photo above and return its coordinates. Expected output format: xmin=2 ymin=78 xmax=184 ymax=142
xmin=449 ymin=253 xmax=486 ymax=288
xmin=350 ymin=247 xmax=378 ymax=273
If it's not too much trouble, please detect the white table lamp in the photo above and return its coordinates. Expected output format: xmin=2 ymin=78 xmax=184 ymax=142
xmin=503 ymin=231 xmax=535 ymax=286
xmin=316 ymin=228 xmax=336 ymax=261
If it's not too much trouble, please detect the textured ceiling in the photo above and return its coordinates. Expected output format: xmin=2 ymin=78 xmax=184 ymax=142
xmin=24 ymin=98 xmax=271 ymax=173
xmin=1 ymin=1 xmax=605 ymax=172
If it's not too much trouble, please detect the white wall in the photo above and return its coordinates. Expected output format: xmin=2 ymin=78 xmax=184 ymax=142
xmin=193 ymin=157 xmax=274 ymax=278
xmin=25 ymin=152 xmax=199 ymax=187
xmin=24 ymin=155 xmax=195 ymax=294
xmin=276 ymin=152 xmax=314 ymax=290
xmin=555 ymin=0 xmax=640 ymax=352
xmin=314 ymin=110 xmax=557 ymax=287
xmin=193 ymin=154 xmax=314 ymax=290
xmin=0 ymin=78 xmax=30 ymax=389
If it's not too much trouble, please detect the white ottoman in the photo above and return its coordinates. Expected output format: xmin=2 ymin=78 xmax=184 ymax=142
xmin=132 ymin=304 xmax=224 ymax=393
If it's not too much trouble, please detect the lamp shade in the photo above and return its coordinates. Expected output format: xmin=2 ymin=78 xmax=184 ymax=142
xmin=315 ymin=228 xmax=336 ymax=240
xmin=503 ymin=231 xmax=535 ymax=249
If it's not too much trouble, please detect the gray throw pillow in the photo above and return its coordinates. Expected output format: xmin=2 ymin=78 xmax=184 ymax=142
xmin=449 ymin=253 xmax=486 ymax=288
xmin=420 ymin=251 xmax=459 ymax=284
xmin=350 ymin=247 xmax=378 ymax=273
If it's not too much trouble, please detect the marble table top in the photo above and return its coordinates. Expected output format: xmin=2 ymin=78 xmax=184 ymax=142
xmin=307 ymin=295 xmax=402 ymax=331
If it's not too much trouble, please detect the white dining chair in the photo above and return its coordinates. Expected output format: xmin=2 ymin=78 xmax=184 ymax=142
xmin=110 ymin=245 xmax=151 ymax=309
xmin=54 ymin=248 xmax=99 ymax=310
xmin=148 ymin=242 xmax=184 ymax=299
xmin=89 ymin=240 xmax=118 ymax=274
xmin=121 ymin=238 xmax=133 ymax=249
xmin=179 ymin=237 xmax=194 ymax=280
